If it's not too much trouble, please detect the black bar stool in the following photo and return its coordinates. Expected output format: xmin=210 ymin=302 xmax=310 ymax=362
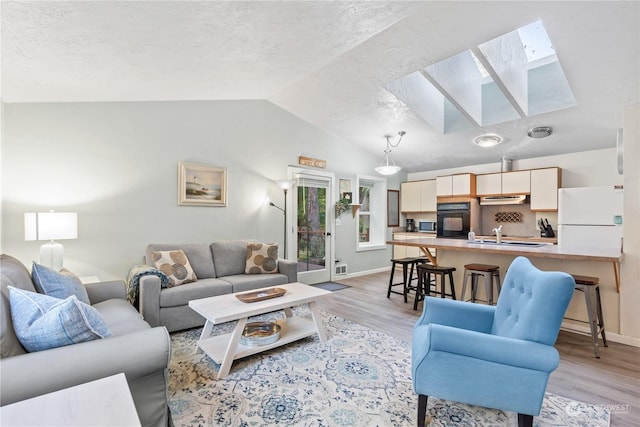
xmin=460 ymin=264 xmax=501 ymax=305
xmin=387 ymin=257 xmax=424 ymax=303
xmin=414 ymin=264 xmax=456 ymax=310
xmin=570 ymin=274 xmax=607 ymax=358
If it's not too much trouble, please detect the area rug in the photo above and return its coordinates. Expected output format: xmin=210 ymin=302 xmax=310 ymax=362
xmin=312 ymin=281 xmax=351 ymax=292
xmin=168 ymin=309 xmax=610 ymax=426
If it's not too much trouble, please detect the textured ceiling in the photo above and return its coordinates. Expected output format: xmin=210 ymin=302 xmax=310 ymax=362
xmin=2 ymin=1 xmax=639 ymax=172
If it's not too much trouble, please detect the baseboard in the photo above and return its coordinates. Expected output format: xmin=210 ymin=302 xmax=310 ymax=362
xmin=337 ymin=266 xmax=390 ymax=279
xmin=561 ymin=322 xmax=640 ymax=348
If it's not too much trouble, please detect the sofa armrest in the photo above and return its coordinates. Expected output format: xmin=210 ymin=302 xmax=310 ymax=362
xmin=139 ymin=275 xmax=162 ymax=327
xmin=278 ymin=258 xmax=298 ymax=283
xmin=85 ymin=280 xmax=127 ymax=304
xmin=0 ymin=327 xmax=170 ymax=406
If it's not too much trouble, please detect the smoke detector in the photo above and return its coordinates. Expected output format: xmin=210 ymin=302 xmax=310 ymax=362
xmin=528 ymin=126 xmax=552 ymax=138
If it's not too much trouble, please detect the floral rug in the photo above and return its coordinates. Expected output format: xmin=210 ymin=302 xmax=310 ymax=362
xmin=168 ymin=308 xmax=610 ymax=426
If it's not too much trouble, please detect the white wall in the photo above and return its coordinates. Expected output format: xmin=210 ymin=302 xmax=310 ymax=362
xmin=1 ymin=100 xmax=396 ymax=280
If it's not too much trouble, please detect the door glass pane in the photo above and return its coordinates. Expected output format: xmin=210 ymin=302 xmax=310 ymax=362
xmin=297 ymin=185 xmax=326 ymax=272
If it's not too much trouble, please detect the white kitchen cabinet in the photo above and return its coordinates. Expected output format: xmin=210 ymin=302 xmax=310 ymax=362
xmin=401 ymin=180 xmax=436 ymax=212
xmin=476 ymin=173 xmax=502 ymax=196
xmin=501 ymin=170 xmax=531 ymax=194
xmin=436 ymin=174 xmax=475 ymax=196
xmin=400 ymin=181 xmax=421 ymax=212
xmin=392 ymin=233 xmax=421 ymax=258
xmin=530 ymin=167 xmax=561 ymax=211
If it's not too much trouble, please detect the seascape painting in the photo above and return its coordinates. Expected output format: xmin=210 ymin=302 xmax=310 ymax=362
xmin=178 ymin=162 xmax=227 ymax=206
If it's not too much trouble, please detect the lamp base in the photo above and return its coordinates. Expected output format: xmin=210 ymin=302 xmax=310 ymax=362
xmin=40 ymin=242 xmax=64 ymax=271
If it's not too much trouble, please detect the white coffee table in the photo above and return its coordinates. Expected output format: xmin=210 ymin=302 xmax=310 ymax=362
xmin=188 ymin=282 xmax=331 ymax=379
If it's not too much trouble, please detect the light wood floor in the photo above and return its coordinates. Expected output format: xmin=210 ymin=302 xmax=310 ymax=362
xmin=315 ymin=271 xmax=640 ymax=427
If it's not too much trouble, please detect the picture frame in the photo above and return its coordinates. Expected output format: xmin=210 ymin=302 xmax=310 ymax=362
xmin=178 ymin=162 xmax=227 ymax=206
xmin=387 ymin=189 xmax=400 ymax=227
xmin=339 ymin=179 xmax=351 ymax=194
xmin=342 ymin=192 xmax=352 ymax=203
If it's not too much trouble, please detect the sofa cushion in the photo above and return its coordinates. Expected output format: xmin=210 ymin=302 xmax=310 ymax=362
xmin=8 ymin=287 xmax=111 ymax=352
xmin=93 ymin=299 xmax=151 ymax=336
xmin=245 ymin=242 xmax=279 ymax=274
xmin=159 ymin=278 xmax=232 ymax=308
xmin=1 ymin=255 xmax=36 ymax=358
xmin=150 ymin=250 xmax=198 ymax=287
xmin=211 ymin=240 xmax=256 ymax=277
xmin=31 ymin=263 xmax=90 ymax=305
xmin=220 ymin=274 xmax=289 ymax=293
xmin=146 ymin=243 xmax=216 ymax=279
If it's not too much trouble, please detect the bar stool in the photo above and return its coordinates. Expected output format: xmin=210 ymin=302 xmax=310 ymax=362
xmin=460 ymin=264 xmax=501 ymax=305
xmin=570 ymin=274 xmax=607 ymax=358
xmin=387 ymin=257 xmax=423 ymax=303
xmin=414 ymin=264 xmax=456 ymax=310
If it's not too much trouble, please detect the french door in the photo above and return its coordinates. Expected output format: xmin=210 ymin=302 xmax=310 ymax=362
xmin=289 ymin=169 xmax=333 ymax=284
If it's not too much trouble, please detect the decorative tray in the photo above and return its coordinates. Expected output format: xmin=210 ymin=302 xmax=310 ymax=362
xmin=235 ymin=287 xmax=287 ymax=303
xmin=241 ymin=321 xmax=281 ymax=346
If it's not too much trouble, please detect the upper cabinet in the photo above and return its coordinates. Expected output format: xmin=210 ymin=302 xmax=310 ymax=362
xmin=400 ymin=180 xmax=437 ymax=212
xmin=436 ymin=173 xmax=476 ymax=197
xmin=530 ymin=167 xmax=561 ymax=211
xmin=476 ymin=173 xmax=502 ymax=196
xmin=501 ymin=170 xmax=531 ymax=194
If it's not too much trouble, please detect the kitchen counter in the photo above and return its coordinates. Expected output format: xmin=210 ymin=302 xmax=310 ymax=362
xmin=387 ymin=236 xmax=623 ymax=291
xmin=388 ymin=236 xmax=626 ymax=339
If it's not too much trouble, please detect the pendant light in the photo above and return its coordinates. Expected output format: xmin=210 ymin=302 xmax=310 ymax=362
xmin=375 ymin=131 xmax=405 ymax=176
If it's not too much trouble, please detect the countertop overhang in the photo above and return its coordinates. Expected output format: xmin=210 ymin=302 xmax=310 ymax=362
xmin=387 ymin=236 xmax=623 ymax=263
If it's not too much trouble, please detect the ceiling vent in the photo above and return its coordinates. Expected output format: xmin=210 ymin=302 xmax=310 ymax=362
xmin=527 ymin=126 xmax=552 ymax=138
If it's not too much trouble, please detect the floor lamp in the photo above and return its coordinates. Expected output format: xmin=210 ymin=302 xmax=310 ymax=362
xmin=269 ymin=179 xmax=294 ymax=258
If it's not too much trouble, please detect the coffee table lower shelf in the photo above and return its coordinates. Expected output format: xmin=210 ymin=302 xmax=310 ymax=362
xmin=197 ymin=316 xmax=318 ymax=366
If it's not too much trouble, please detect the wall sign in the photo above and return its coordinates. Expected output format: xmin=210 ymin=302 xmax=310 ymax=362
xmin=298 ymin=156 xmax=326 ymax=169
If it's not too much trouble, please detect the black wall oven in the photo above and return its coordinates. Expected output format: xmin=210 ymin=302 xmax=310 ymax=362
xmin=437 ymin=202 xmax=471 ymax=239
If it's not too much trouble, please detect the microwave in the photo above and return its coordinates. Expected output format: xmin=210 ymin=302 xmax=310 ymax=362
xmin=418 ymin=221 xmax=436 ymax=233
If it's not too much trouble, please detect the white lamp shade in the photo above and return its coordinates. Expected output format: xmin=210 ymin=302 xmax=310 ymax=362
xmin=24 ymin=212 xmax=78 ymax=241
xmin=276 ymin=179 xmax=294 ymax=191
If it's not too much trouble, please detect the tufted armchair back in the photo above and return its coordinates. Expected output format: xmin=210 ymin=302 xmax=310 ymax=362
xmin=491 ymin=256 xmax=575 ymax=345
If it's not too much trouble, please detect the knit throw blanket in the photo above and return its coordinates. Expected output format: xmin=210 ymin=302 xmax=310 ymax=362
xmin=125 ymin=264 xmax=170 ymax=309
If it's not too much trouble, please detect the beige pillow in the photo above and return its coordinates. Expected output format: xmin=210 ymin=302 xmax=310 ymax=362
xmin=151 ymin=250 xmax=197 ymax=287
xmin=245 ymin=243 xmax=278 ymax=274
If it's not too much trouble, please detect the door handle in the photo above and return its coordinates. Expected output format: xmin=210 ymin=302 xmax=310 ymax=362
xmin=326 ymin=232 xmax=331 ymax=236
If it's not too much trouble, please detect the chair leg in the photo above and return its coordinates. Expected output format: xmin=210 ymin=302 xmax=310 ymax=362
xmin=448 ymin=271 xmax=456 ymax=300
xmin=417 ymin=394 xmax=428 ymax=427
xmin=517 ymin=413 xmax=533 ymax=427
xmin=387 ymin=262 xmax=396 ymax=298
xmin=595 ymin=286 xmax=608 ymax=347
xmin=583 ymin=286 xmax=601 ymax=358
xmin=414 ymin=269 xmax=423 ymax=311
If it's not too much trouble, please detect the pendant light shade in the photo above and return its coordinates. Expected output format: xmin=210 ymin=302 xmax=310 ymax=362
xmin=374 ymin=131 xmax=405 ymax=176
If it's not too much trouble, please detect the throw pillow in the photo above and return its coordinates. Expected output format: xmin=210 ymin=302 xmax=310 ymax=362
xmin=8 ymin=286 xmax=111 ymax=352
xmin=31 ymin=262 xmax=90 ymax=305
xmin=245 ymin=242 xmax=278 ymax=274
xmin=150 ymin=250 xmax=198 ymax=287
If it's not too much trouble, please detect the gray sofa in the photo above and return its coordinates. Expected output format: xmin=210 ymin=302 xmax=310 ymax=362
xmin=140 ymin=240 xmax=298 ymax=332
xmin=0 ymin=254 xmax=171 ymax=427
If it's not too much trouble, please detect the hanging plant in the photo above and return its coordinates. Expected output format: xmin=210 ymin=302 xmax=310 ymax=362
xmin=335 ymin=198 xmax=351 ymax=217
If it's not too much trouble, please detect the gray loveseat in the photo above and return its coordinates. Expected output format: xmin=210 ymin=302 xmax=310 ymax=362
xmin=0 ymin=254 xmax=171 ymax=427
xmin=140 ymin=240 xmax=298 ymax=332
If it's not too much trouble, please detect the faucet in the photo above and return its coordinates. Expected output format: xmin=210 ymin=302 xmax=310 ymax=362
xmin=493 ymin=225 xmax=503 ymax=244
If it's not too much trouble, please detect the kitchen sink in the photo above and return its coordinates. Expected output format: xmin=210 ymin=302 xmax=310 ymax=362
xmin=468 ymin=240 xmax=546 ymax=247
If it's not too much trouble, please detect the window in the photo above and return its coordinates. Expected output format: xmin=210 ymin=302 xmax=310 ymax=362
xmin=355 ymin=175 xmax=387 ymax=251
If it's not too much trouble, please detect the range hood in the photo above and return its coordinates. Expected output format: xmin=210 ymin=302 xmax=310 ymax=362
xmin=480 ymin=195 xmax=528 ymax=205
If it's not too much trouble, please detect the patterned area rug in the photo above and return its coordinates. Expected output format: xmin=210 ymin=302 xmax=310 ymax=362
xmin=168 ymin=309 xmax=610 ymax=426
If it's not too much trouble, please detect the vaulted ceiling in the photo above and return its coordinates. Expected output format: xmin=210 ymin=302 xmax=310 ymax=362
xmin=2 ymin=1 xmax=638 ymax=172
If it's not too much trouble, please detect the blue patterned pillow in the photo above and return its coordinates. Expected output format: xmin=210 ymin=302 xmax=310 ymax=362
xmin=8 ymin=287 xmax=111 ymax=352
xmin=31 ymin=262 xmax=90 ymax=304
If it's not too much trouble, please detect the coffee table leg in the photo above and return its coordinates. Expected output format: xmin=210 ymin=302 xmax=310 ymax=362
xmin=308 ymin=301 xmax=326 ymax=342
xmin=218 ymin=317 xmax=247 ymax=379
xmin=195 ymin=320 xmax=215 ymax=354
xmin=283 ymin=307 xmax=293 ymax=317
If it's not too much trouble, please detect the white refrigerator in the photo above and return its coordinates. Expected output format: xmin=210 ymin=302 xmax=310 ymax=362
xmin=557 ymin=186 xmax=623 ymax=251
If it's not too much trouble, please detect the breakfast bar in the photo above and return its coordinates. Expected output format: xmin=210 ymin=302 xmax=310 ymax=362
xmin=387 ymin=236 xmax=625 ymax=337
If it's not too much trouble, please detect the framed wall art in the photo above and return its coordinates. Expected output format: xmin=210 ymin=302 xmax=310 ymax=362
xmin=387 ymin=189 xmax=400 ymax=227
xmin=178 ymin=162 xmax=227 ymax=206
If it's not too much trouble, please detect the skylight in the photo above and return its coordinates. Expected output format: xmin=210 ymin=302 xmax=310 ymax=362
xmin=384 ymin=20 xmax=576 ymax=134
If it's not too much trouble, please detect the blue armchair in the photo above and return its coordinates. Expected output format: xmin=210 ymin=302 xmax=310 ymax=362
xmin=412 ymin=256 xmax=575 ymax=427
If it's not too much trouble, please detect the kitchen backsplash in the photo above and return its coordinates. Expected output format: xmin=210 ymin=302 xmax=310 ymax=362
xmin=481 ymin=205 xmax=538 ymax=237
